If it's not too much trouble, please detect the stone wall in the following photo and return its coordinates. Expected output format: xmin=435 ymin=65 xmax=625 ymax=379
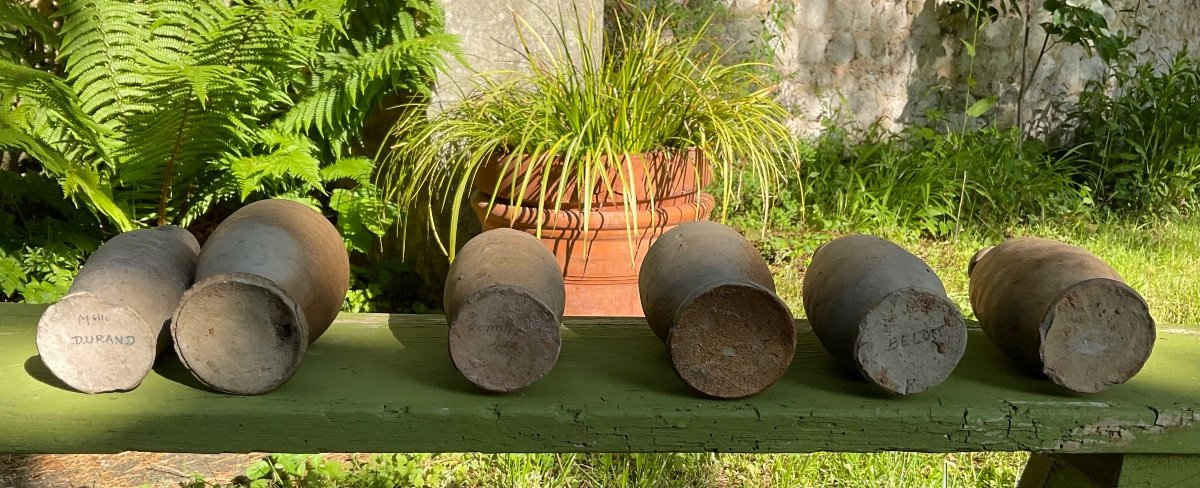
xmin=433 ymin=0 xmax=1199 ymax=136
xmin=434 ymin=0 xmax=602 ymax=107
xmin=723 ymin=0 xmax=1200 ymax=137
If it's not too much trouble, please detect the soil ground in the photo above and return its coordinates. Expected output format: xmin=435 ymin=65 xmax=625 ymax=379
xmin=0 ymin=453 xmax=263 ymax=487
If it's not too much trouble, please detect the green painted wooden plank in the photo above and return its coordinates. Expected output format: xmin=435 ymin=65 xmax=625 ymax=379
xmin=0 ymin=303 xmax=1197 ymax=454
xmin=1117 ymin=454 xmax=1200 ymax=487
xmin=1018 ymin=453 xmax=1200 ymax=487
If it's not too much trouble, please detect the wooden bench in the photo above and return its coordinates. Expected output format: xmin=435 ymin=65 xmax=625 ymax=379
xmin=1 ymin=303 xmax=1196 ymax=487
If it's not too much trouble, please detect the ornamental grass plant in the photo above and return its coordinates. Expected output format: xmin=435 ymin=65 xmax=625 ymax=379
xmin=383 ymin=11 xmax=799 ymax=256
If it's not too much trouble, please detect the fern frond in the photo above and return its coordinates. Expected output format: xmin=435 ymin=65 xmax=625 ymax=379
xmin=194 ymin=1 xmax=315 ymax=74
xmin=0 ymin=1 xmax=59 ymax=47
xmin=118 ymin=106 xmax=254 ymax=187
xmin=143 ymin=0 xmax=232 ymax=64
xmin=175 ymin=163 xmax=239 ymax=226
xmin=115 ymin=63 xmax=259 ymax=224
xmin=296 ymin=0 xmax=349 ymax=35
xmin=278 ymin=33 xmax=456 ymax=137
xmin=319 ymin=156 xmax=373 ymax=186
xmin=56 ymin=0 xmax=152 ymax=130
xmin=0 ymin=59 xmax=109 ymax=157
xmin=230 ymin=132 xmax=324 ymax=199
xmin=13 ymin=0 xmax=457 ymax=229
xmin=329 ymin=185 xmax=395 ymax=252
xmin=0 ymin=126 xmax=132 ymax=231
xmin=171 ymin=63 xmax=244 ymax=109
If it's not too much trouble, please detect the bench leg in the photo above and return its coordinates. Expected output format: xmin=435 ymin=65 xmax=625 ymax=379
xmin=1018 ymin=454 xmax=1120 ymax=487
xmin=1016 ymin=454 xmax=1057 ymax=487
xmin=1018 ymin=453 xmax=1200 ymax=488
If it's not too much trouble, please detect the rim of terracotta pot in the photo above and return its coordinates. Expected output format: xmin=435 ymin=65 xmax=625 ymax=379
xmin=472 ymin=191 xmax=715 ymax=232
xmin=472 ymin=148 xmax=712 ymax=209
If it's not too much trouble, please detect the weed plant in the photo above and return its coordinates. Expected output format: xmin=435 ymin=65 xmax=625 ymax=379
xmin=195 ymin=451 xmax=1025 ymax=487
xmin=729 ymin=121 xmax=1088 ymax=240
xmin=1066 ymin=51 xmax=1200 ymax=213
xmin=0 ymin=170 xmax=102 ymax=302
xmin=384 ymin=12 xmax=798 ymax=256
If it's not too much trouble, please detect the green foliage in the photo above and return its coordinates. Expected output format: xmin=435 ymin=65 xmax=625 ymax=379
xmin=343 ymin=454 xmax=450 ymax=488
xmin=1066 ymin=51 xmax=1200 ymax=213
xmin=184 ymin=451 xmax=1032 ymax=487
xmin=729 ymin=122 xmax=1087 ymax=239
xmin=0 ymin=2 xmax=56 ymax=43
xmin=941 ymin=0 xmax=1021 ymax=24
xmin=0 ymin=0 xmax=456 ymax=231
xmin=943 ymin=0 xmax=1137 ymax=138
xmin=0 ymin=60 xmax=129 ymax=228
xmin=712 ymin=452 xmax=1025 ymax=488
xmin=385 ymin=12 xmax=799 ymax=257
xmin=1041 ymin=0 xmax=1135 ymax=64
xmin=241 ymin=454 xmax=348 ymax=487
xmin=576 ymin=453 xmax=715 ymax=487
xmin=322 ymin=157 xmax=412 ymax=313
xmin=0 ymin=170 xmax=101 ymax=303
xmin=942 ymin=0 xmax=1134 ymax=68
xmin=1 ymin=0 xmax=456 ymax=309
xmin=0 ymin=246 xmax=80 ymax=304
xmin=197 ymin=453 xmax=449 ymax=487
xmin=0 ymin=1 xmax=58 ymax=66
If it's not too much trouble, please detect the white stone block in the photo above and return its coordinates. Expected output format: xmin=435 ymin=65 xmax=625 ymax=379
xmin=795 ymin=0 xmax=831 ymax=30
xmin=826 ymin=32 xmax=857 ymax=65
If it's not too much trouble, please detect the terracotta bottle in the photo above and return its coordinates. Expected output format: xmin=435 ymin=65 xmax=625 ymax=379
xmin=36 ymin=226 xmax=200 ymax=393
xmin=171 ymin=199 xmax=349 ymax=395
xmin=969 ymin=237 xmax=1155 ymax=393
xmin=444 ymin=228 xmax=565 ymax=392
xmin=639 ymin=221 xmax=795 ymax=399
xmin=803 ymin=234 xmax=967 ymax=395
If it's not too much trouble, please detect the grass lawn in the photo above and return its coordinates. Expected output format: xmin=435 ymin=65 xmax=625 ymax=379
xmin=765 ymin=215 xmax=1200 ymax=329
xmin=339 ymin=451 xmax=1028 ymax=487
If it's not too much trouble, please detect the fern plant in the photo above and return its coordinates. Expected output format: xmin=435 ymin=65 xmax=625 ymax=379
xmin=0 ymin=0 xmax=457 ymax=231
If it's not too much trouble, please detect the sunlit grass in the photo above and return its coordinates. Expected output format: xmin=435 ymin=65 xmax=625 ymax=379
xmin=290 ymin=451 xmax=1025 ymax=487
xmin=761 ymin=215 xmax=1200 ymax=329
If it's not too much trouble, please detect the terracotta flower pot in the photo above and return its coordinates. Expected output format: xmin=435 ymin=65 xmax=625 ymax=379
xmin=473 ymin=150 xmax=709 ymax=209
xmin=471 ymin=150 xmax=714 ymax=317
